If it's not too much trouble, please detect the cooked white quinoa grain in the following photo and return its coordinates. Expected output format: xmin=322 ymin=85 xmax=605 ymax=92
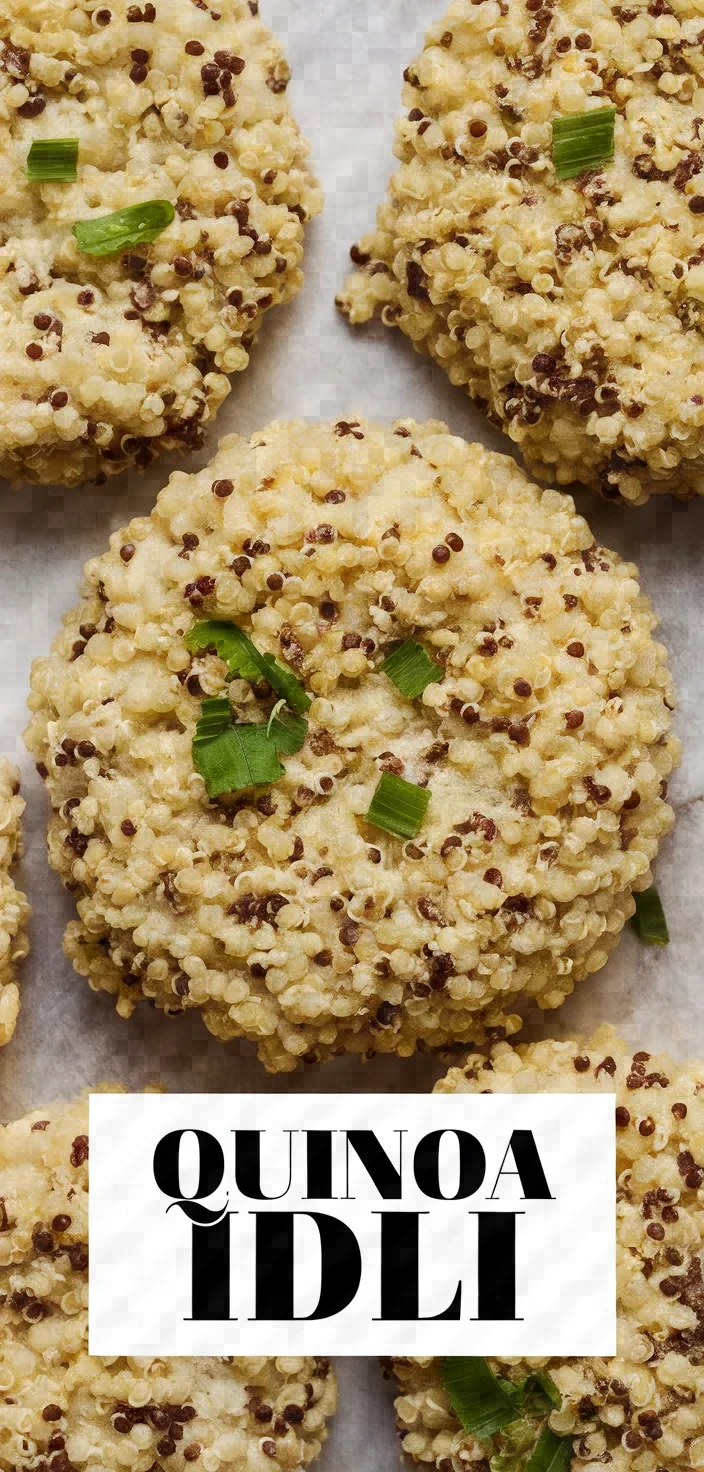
xmin=25 ymin=418 xmax=678 ymax=1070
xmin=0 ymin=0 xmax=320 ymax=487
xmin=338 ymin=0 xmax=704 ymax=505
xmin=0 ymin=1096 xmax=336 ymax=1472
xmin=392 ymin=1027 xmax=704 ymax=1472
xmin=0 ymin=757 xmax=29 ymax=1046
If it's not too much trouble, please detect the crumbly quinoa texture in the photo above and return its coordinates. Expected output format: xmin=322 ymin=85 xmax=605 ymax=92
xmin=391 ymin=1027 xmax=704 ymax=1472
xmin=0 ymin=0 xmax=320 ymax=487
xmin=0 ymin=757 xmax=29 ymax=1046
xmin=337 ymin=0 xmax=704 ymax=505
xmin=0 ymin=1096 xmax=337 ymax=1472
xmin=25 ymin=417 xmax=678 ymax=1071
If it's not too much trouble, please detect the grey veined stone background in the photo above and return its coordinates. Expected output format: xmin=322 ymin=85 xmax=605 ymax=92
xmin=0 ymin=0 xmax=702 ymax=1465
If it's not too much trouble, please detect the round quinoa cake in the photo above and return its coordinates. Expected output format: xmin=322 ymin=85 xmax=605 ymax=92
xmin=391 ymin=1027 xmax=704 ymax=1472
xmin=0 ymin=1095 xmax=337 ymax=1472
xmin=25 ymin=417 xmax=678 ymax=1071
xmin=0 ymin=757 xmax=29 ymax=1046
xmin=0 ymin=0 xmax=320 ymax=487
xmin=338 ymin=0 xmax=704 ymax=505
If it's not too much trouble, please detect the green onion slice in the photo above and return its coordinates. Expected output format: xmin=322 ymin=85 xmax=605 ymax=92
xmin=442 ymin=1358 xmax=521 ymax=1439
xmin=366 ymin=772 xmax=430 ymax=840
xmin=26 ymin=138 xmax=78 ymax=183
xmin=551 ymin=107 xmax=616 ymax=180
xmin=186 ymin=620 xmax=262 ymax=683
xmin=185 ymin=619 xmax=311 ymax=715
xmin=257 ymin=652 xmax=311 ymax=716
xmin=525 ymin=1427 xmax=572 ymax=1472
xmin=489 ymin=1420 xmax=542 ymax=1472
xmin=72 ymin=199 xmax=175 ymax=256
xmin=443 ymin=1360 xmax=564 ymax=1441
xmin=631 ymin=885 xmax=669 ymax=946
xmin=192 ymin=709 xmax=284 ymax=798
xmin=381 ymin=638 xmax=444 ymax=700
xmin=192 ymin=696 xmax=233 ymax=746
xmin=267 ymin=700 xmax=308 ymax=755
xmin=523 ymin=1373 xmax=562 ymax=1412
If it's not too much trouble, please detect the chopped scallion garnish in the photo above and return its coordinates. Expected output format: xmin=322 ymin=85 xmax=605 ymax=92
xmin=525 ymin=1426 xmax=572 ymax=1472
xmin=365 ymin=772 xmax=430 ymax=840
xmin=381 ymin=638 xmax=444 ymax=700
xmin=257 ymin=651 xmax=311 ymax=716
xmin=631 ymin=885 xmax=669 ymax=946
xmin=192 ymin=700 xmax=284 ymax=797
xmin=72 ymin=199 xmax=175 ymax=256
xmin=26 ymin=138 xmax=78 ymax=183
xmin=442 ymin=1358 xmax=520 ymax=1439
xmin=267 ymin=699 xmax=308 ymax=755
xmin=443 ymin=1359 xmax=567 ymax=1467
xmin=551 ymin=107 xmax=616 ymax=180
xmin=523 ymin=1373 xmax=562 ymax=1412
xmin=186 ymin=619 xmax=260 ymax=680
xmin=192 ymin=696 xmax=233 ymax=745
xmin=185 ymin=619 xmax=311 ymax=714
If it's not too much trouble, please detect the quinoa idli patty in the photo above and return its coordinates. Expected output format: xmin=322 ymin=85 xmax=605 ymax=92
xmin=392 ymin=1028 xmax=704 ymax=1472
xmin=338 ymin=0 xmax=704 ymax=504
xmin=0 ymin=758 xmax=29 ymax=1046
xmin=0 ymin=1095 xmax=336 ymax=1472
xmin=0 ymin=0 xmax=320 ymax=487
xmin=25 ymin=418 xmax=678 ymax=1071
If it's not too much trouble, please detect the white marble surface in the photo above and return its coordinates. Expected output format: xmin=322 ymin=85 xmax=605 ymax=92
xmin=0 ymin=0 xmax=700 ymax=1465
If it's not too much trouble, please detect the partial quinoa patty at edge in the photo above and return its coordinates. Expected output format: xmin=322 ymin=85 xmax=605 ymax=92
xmin=338 ymin=0 xmax=704 ymax=505
xmin=0 ymin=1092 xmax=337 ymax=1471
xmin=391 ymin=1027 xmax=704 ymax=1472
xmin=0 ymin=0 xmax=320 ymax=487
